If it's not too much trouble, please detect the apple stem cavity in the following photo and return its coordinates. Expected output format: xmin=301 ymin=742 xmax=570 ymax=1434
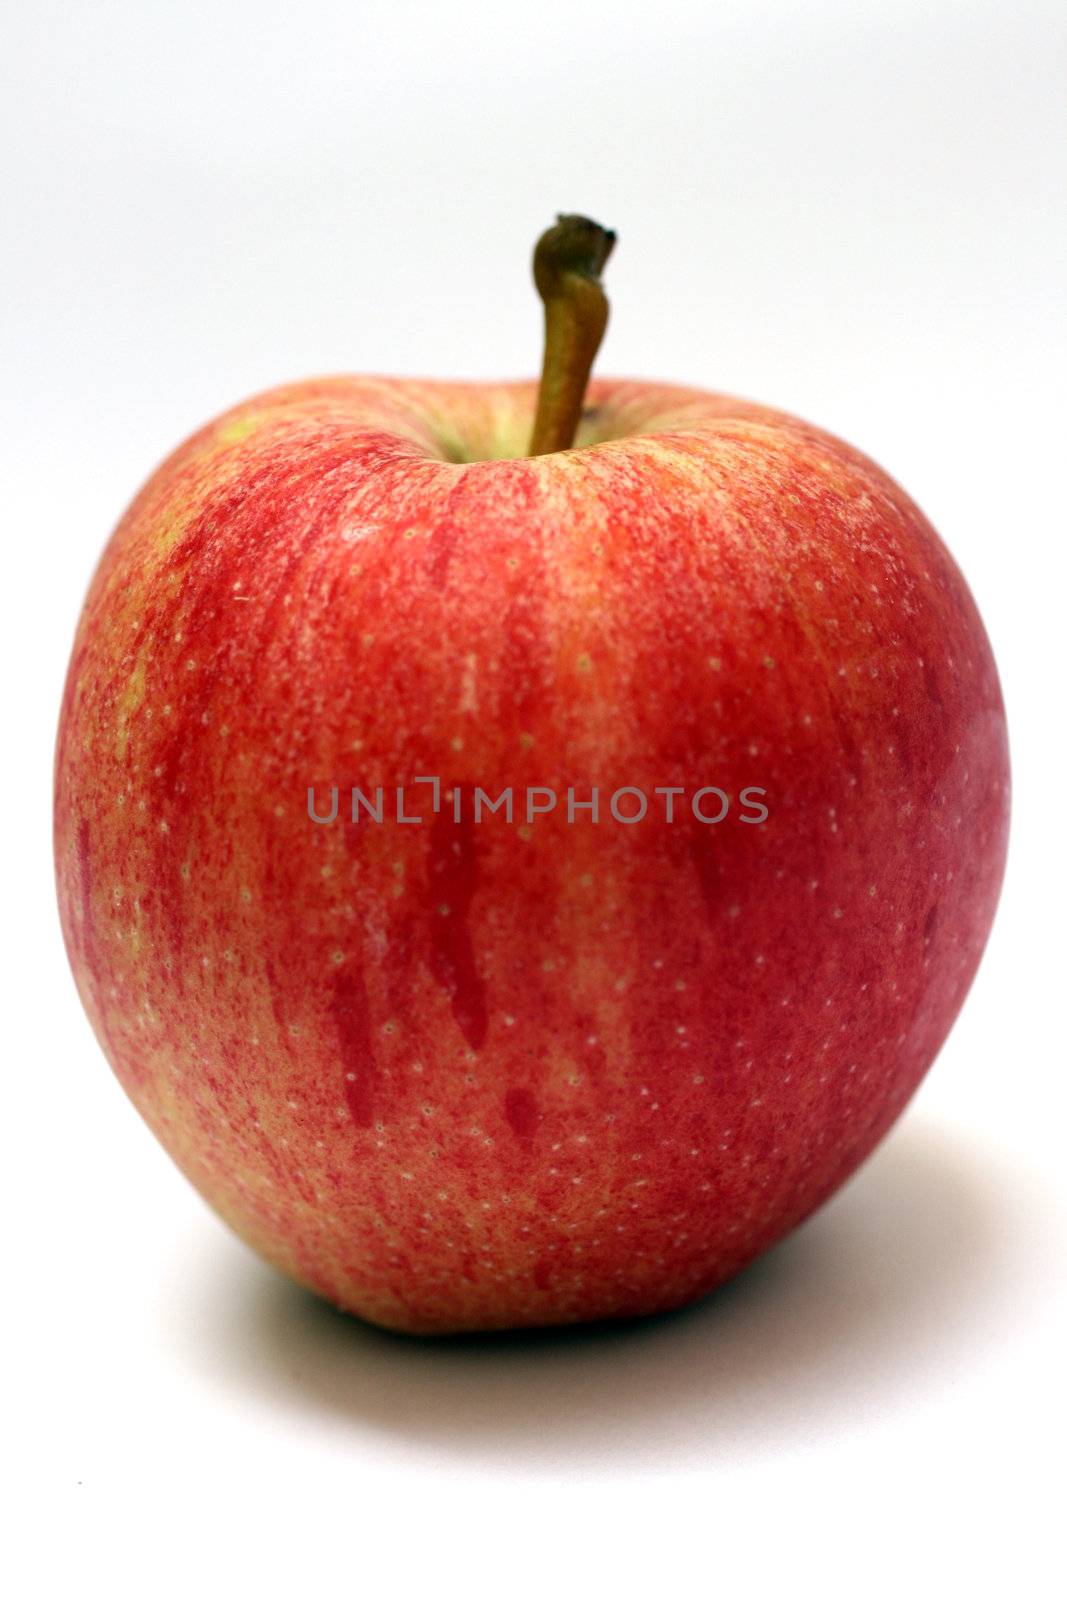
xmin=528 ymin=214 xmax=615 ymax=456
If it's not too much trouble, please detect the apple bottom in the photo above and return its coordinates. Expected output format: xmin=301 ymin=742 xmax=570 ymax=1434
xmin=65 ymin=714 xmax=1008 ymax=1335
xmin=78 ymin=794 xmax=1003 ymax=1336
xmin=137 ymin=1043 xmax=924 ymax=1337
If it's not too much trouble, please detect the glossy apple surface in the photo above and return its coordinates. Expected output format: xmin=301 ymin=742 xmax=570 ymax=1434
xmin=54 ymin=376 xmax=1009 ymax=1332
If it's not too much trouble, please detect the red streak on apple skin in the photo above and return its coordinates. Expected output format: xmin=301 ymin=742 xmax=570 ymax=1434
xmin=333 ymin=967 xmax=377 ymax=1128
xmin=426 ymin=808 xmax=488 ymax=1051
xmin=75 ymin=819 xmax=101 ymax=990
xmin=504 ymin=1087 xmax=540 ymax=1139
xmin=53 ymin=375 xmax=1010 ymax=1333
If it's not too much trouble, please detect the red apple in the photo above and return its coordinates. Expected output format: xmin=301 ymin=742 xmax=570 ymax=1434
xmin=54 ymin=221 xmax=1008 ymax=1332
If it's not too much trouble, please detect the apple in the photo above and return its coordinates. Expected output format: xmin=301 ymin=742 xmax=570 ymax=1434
xmin=54 ymin=217 xmax=1009 ymax=1332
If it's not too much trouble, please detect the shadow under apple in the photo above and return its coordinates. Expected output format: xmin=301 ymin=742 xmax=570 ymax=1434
xmin=175 ymin=1118 xmax=1027 ymax=1471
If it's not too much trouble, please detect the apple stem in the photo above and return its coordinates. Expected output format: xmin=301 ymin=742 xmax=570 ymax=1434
xmin=528 ymin=214 xmax=616 ymax=456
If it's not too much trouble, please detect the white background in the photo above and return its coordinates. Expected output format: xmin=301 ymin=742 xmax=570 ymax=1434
xmin=4 ymin=2 xmax=1065 ymax=1594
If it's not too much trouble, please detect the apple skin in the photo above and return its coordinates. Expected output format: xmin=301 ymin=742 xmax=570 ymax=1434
xmin=54 ymin=376 xmax=1009 ymax=1333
